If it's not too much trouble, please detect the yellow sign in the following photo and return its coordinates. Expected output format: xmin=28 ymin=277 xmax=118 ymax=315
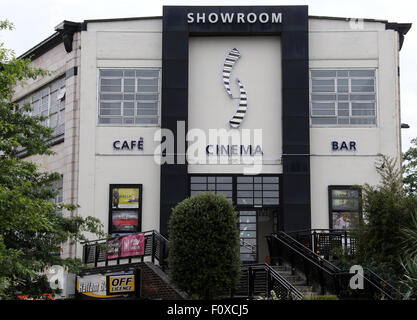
xmin=108 ymin=275 xmax=135 ymax=294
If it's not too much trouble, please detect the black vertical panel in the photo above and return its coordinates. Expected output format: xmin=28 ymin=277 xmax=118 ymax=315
xmin=161 ymin=6 xmax=311 ymax=236
xmin=281 ymin=13 xmax=311 ymax=232
xmin=160 ymin=6 xmax=189 ymax=237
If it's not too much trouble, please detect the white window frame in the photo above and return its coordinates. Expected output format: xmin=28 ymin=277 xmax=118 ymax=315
xmin=309 ymin=68 xmax=379 ymax=128
xmin=17 ymin=76 xmax=66 ymax=136
xmin=97 ymin=68 xmax=161 ymax=127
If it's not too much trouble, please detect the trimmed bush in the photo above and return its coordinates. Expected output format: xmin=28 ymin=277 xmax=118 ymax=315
xmin=168 ymin=192 xmax=241 ymax=299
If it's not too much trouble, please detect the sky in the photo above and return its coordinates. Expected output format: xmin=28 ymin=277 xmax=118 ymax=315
xmin=1 ymin=0 xmax=417 ymax=152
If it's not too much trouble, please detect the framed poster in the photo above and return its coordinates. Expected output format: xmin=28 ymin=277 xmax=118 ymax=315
xmin=328 ymin=186 xmax=362 ymax=230
xmin=109 ymin=184 xmax=142 ymax=235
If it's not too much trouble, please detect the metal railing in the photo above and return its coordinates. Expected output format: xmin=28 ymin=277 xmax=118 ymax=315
xmin=230 ymin=264 xmax=303 ymax=300
xmin=81 ymin=230 xmax=169 ymax=271
xmin=82 ymin=231 xmax=303 ymax=300
xmin=240 ymin=238 xmax=256 ymax=254
xmin=287 ymin=229 xmax=357 ymax=259
xmin=267 ymin=232 xmax=404 ymax=300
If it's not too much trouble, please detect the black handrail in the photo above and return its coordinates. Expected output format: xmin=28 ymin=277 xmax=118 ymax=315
xmin=81 ymin=230 xmax=169 ymax=271
xmin=236 ymin=264 xmax=303 ymax=300
xmin=284 ymin=229 xmax=404 ymax=299
xmin=287 ymin=228 xmax=357 ymax=258
xmin=268 ymin=232 xmax=402 ymax=300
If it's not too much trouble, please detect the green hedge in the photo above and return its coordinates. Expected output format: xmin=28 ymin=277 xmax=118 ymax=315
xmin=168 ymin=192 xmax=241 ymax=299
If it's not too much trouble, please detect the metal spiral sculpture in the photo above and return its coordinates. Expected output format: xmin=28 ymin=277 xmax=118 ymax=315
xmin=222 ymin=48 xmax=247 ymax=128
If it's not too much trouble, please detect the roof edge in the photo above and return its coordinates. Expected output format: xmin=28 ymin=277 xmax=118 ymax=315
xmin=18 ymin=14 xmax=412 ymax=61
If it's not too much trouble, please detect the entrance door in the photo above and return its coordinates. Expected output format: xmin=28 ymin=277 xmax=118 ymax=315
xmin=257 ymin=208 xmax=276 ymax=264
xmin=239 ymin=210 xmax=257 ymax=263
xmin=239 ymin=208 xmax=277 ymax=264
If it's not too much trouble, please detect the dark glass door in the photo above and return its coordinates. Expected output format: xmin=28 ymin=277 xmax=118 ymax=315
xmin=239 ymin=210 xmax=257 ymax=262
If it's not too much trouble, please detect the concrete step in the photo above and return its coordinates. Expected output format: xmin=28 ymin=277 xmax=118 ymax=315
xmin=272 ymin=265 xmax=289 ymax=272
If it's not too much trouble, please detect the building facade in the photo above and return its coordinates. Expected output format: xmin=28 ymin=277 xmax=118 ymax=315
xmin=14 ymin=6 xmax=411 ymax=297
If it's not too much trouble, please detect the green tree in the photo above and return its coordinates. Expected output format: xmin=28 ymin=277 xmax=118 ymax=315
xmin=400 ymin=211 xmax=417 ymax=299
xmin=354 ymin=154 xmax=415 ymax=285
xmin=402 ymin=138 xmax=417 ymax=195
xmin=0 ymin=20 xmax=105 ymax=299
xmin=168 ymin=192 xmax=241 ymax=300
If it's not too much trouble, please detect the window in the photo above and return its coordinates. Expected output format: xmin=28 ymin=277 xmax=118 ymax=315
xmin=17 ymin=77 xmax=66 ymax=136
xmin=98 ymin=69 xmax=160 ymax=126
xmin=310 ymin=69 xmax=377 ymax=126
xmin=109 ymin=184 xmax=142 ymax=235
xmin=190 ymin=176 xmax=233 ymax=201
xmin=189 ymin=175 xmax=280 ymax=207
xmin=329 ymin=186 xmax=362 ymax=230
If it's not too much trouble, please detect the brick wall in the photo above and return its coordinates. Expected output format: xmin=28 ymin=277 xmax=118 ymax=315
xmin=78 ymin=262 xmax=186 ymax=300
xmin=140 ymin=262 xmax=186 ymax=300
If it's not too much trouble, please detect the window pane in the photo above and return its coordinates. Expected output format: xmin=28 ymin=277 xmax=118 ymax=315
xmin=136 ymin=94 xmax=158 ymax=101
xmin=137 ymin=85 xmax=158 ymax=93
xmin=312 ymin=110 xmax=336 ymax=116
xmin=338 ymin=110 xmax=349 ymax=117
xmin=350 ymin=118 xmax=376 ymax=125
xmin=191 ymin=177 xmax=207 ymax=183
xmin=237 ymin=184 xmax=253 ymax=190
xmin=311 ymin=70 xmax=336 ymax=77
xmin=312 ymin=103 xmax=335 ymax=110
xmin=352 ymin=110 xmax=375 ymax=116
xmin=191 ymin=184 xmax=207 ymax=191
xmin=135 ymin=117 xmax=158 ymax=124
xmin=351 ymin=86 xmax=374 ymax=93
xmin=349 ymin=70 xmax=375 ymax=77
xmin=263 ymin=184 xmax=279 ymax=190
xmin=101 ymin=79 xmax=121 ymax=86
xmin=99 ymin=117 xmax=122 ymax=124
xmin=237 ymin=177 xmax=253 ymax=183
xmin=137 ymin=109 xmax=158 ymax=116
xmin=136 ymin=70 xmax=159 ymax=77
xmin=237 ymin=191 xmax=254 ymax=197
xmin=263 ymin=198 xmax=279 ymax=205
xmin=216 ymin=183 xmax=232 ymax=190
xmin=101 ymin=86 xmax=122 ymax=92
xmin=100 ymin=93 xmax=123 ymax=100
xmin=352 ymin=79 xmax=374 ymax=86
xmin=123 ymin=108 xmax=134 ymax=116
xmin=311 ymin=117 xmax=337 ymax=125
xmin=138 ymin=79 xmax=158 ymax=86
xmin=101 ymin=70 xmax=123 ymax=77
xmin=312 ymin=86 xmax=335 ymax=93
xmin=337 ymin=86 xmax=349 ymax=92
xmin=101 ymin=108 xmax=121 ymax=116
xmin=311 ymin=94 xmax=336 ymax=101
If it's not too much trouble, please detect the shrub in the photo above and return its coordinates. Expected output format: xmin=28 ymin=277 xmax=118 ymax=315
xmin=168 ymin=192 xmax=241 ymax=299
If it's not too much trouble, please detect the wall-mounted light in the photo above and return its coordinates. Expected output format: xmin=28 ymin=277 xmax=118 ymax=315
xmin=401 ymin=123 xmax=410 ymax=129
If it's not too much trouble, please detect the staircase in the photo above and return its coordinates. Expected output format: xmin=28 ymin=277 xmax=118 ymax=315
xmin=272 ymin=265 xmax=320 ymax=298
xmin=267 ymin=231 xmax=404 ymax=300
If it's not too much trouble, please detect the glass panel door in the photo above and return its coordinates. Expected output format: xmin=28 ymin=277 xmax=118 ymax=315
xmin=239 ymin=210 xmax=257 ymax=262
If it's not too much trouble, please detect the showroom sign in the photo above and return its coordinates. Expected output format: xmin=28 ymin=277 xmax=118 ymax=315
xmin=187 ymin=12 xmax=282 ymax=24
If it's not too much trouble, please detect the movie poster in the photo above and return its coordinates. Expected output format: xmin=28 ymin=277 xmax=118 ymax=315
xmin=111 ymin=211 xmax=139 ymax=233
xmin=112 ymin=188 xmax=140 ymax=209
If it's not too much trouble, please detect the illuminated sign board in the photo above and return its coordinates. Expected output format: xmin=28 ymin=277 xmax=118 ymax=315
xmin=107 ymin=275 xmax=135 ymax=295
xmin=76 ymin=270 xmax=140 ymax=299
